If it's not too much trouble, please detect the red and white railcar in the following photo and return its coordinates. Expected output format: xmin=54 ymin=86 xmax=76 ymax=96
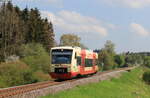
xmin=50 ymin=46 xmax=99 ymax=79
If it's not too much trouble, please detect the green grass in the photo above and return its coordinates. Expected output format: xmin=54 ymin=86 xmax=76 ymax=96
xmin=42 ymin=67 xmax=150 ymax=98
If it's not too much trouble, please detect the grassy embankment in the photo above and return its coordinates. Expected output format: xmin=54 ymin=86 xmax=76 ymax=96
xmin=42 ymin=67 xmax=150 ymax=98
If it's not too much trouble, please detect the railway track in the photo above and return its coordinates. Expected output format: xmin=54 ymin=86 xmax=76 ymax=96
xmin=0 ymin=81 xmax=59 ymax=98
xmin=0 ymin=67 xmax=136 ymax=98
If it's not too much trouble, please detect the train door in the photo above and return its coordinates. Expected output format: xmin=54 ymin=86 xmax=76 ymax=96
xmin=80 ymin=50 xmax=86 ymax=74
xmin=93 ymin=53 xmax=96 ymax=71
xmin=92 ymin=59 xmax=95 ymax=72
xmin=92 ymin=53 xmax=96 ymax=71
xmin=93 ymin=53 xmax=99 ymax=72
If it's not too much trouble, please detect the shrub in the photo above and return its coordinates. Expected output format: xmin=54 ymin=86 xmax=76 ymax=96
xmin=20 ymin=43 xmax=51 ymax=82
xmin=0 ymin=61 xmax=35 ymax=88
xmin=33 ymin=70 xmax=51 ymax=82
xmin=114 ymin=55 xmax=125 ymax=68
xmin=21 ymin=43 xmax=50 ymax=73
xmin=19 ymin=43 xmax=48 ymax=57
xmin=142 ymin=71 xmax=150 ymax=84
xmin=143 ymin=56 xmax=150 ymax=68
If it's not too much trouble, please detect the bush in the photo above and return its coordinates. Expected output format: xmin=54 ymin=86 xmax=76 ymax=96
xmin=33 ymin=70 xmax=51 ymax=82
xmin=20 ymin=43 xmax=51 ymax=82
xmin=19 ymin=43 xmax=48 ymax=57
xmin=114 ymin=55 xmax=125 ymax=68
xmin=0 ymin=43 xmax=53 ymax=88
xmin=143 ymin=56 xmax=150 ymax=68
xmin=142 ymin=71 xmax=150 ymax=84
xmin=0 ymin=61 xmax=35 ymax=88
xmin=20 ymin=43 xmax=50 ymax=73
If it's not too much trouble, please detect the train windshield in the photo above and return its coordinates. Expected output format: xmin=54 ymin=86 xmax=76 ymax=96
xmin=51 ymin=49 xmax=73 ymax=64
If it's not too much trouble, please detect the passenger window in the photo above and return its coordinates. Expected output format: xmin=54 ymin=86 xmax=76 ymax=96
xmin=77 ymin=56 xmax=81 ymax=66
xmin=85 ymin=59 xmax=93 ymax=67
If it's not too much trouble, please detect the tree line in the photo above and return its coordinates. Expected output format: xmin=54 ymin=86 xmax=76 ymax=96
xmin=0 ymin=1 xmax=55 ymax=88
xmin=95 ymin=40 xmax=150 ymax=70
xmin=0 ymin=1 xmax=55 ymax=62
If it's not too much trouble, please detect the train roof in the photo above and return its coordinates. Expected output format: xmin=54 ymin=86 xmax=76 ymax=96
xmin=51 ymin=46 xmax=97 ymax=53
xmin=51 ymin=46 xmax=81 ymax=50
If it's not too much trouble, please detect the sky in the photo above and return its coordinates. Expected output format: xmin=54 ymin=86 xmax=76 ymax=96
xmin=12 ymin=0 xmax=150 ymax=53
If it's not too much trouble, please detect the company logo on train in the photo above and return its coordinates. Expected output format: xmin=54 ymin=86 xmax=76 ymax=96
xmin=50 ymin=46 xmax=99 ymax=79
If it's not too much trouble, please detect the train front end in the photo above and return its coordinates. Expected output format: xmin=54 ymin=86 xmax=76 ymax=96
xmin=50 ymin=47 xmax=78 ymax=79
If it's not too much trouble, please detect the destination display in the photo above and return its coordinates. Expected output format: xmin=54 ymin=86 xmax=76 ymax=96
xmin=52 ymin=52 xmax=72 ymax=55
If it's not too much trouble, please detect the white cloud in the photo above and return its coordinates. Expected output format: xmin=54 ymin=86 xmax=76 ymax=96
xmin=41 ymin=10 xmax=112 ymax=37
xmin=102 ymin=0 xmax=150 ymax=8
xmin=15 ymin=0 xmax=63 ymax=7
xmin=130 ymin=23 xmax=149 ymax=36
xmin=16 ymin=0 xmax=60 ymax=2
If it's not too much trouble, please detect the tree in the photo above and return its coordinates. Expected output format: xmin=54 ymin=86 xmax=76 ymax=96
xmin=0 ymin=2 xmax=55 ymax=61
xmin=98 ymin=49 xmax=116 ymax=70
xmin=24 ymin=8 xmax=55 ymax=51
xmin=0 ymin=2 xmax=25 ymax=61
xmin=41 ymin=19 xmax=55 ymax=51
xmin=124 ymin=53 xmax=144 ymax=67
xmin=98 ymin=40 xmax=116 ymax=70
xmin=60 ymin=34 xmax=86 ymax=48
xmin=104 ymin=40 xmax=115 ymax=56
xmin=26 ymin=8 xmax=42 ymax=43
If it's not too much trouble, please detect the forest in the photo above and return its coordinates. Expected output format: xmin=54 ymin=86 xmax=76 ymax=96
xmin=0 ymin=1 xmax=149 ymax=88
